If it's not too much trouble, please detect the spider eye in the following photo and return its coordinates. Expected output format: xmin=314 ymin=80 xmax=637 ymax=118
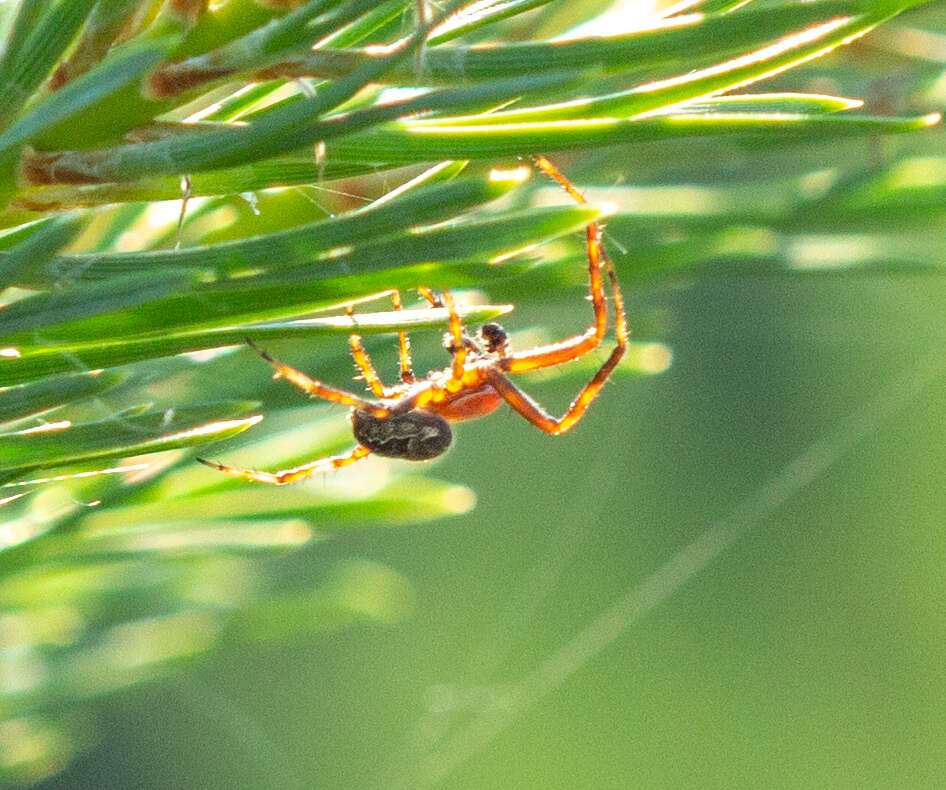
xmin=478 ymin=323 xmax=508 ymax=354
xmin=351 ymin=409 xmax=452 ymax=461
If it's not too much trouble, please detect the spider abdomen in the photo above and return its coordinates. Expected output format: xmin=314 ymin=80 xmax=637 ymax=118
xmin=351 ymin=408 xmax=452 ymax=460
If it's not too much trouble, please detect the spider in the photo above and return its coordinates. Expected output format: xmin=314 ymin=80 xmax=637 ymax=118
xmin=197 ymin=156 xmax=628 ymax=485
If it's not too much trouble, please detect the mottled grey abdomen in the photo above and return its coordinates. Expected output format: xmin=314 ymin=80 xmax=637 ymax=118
xmin=351 ymin=409 xmax=452 ymax=460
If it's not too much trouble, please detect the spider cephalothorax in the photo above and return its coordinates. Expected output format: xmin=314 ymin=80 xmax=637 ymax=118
xmin=197 ymin=156 xmax=628 ymax=485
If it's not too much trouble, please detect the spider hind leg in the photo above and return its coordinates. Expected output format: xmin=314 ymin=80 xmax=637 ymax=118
xmin=245 ymin=337 xmax=388 ymax=417
xmin=197 ymin=445 xmax=371 ymax=485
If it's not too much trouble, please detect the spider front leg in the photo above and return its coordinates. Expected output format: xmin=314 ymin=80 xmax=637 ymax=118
xmin=197 ymin=445 xmax=371 ymax=485
xmin=499 ymin=155 xmax=621 ymax=375
xmin=487 ymin=156 xmax=629 ymax=435
xmin=440 ymin=290 xmax=468 ymax=382
xmin=246 ymin=338 xmax=388 ymax=417
xmin=487 ymin=321 xmax=625 ymax=436
xmin=417 ymin=286 xmax=467 ymax=382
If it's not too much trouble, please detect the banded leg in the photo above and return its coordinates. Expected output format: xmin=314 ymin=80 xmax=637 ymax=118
xmin=417 ymin=287 xmax=468 ymax=382
xmin=487 ymin=331 xmax=625 ymax=436
xmin=486 ymin=155 xmax=628 ymax=433
xmin=197 ymin=445 xmax=371 ymax=485
xmin=499 ymin=155 xmax=620 ymax=374
xmin=391 ymin=290 xmax=415 ymax=383
xmin=346 ymin=303 xmax=386 ymax=398
xmin=346 ymin=292 xmax=415 ymax=397
xmin=440 ymin=290 xmax=467 ymax=382
xmin=417 ymin=286 xmax=441 ymax=307
xmin=246 ymin=338 xmax=388 ymax=418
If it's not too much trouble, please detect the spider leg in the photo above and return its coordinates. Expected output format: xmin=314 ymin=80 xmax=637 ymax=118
xmin=245 ymin=338 xmax=388 ymax=417
xmin=499 ymin=155 xmax=623 ymax=374
xmin=417 ymin=286 xmax=468 ymax=382
xmin=485 ymin=155 xmax=629 ymax=434
xmin=346 ymin=303 xmax=387 ymax=398
xmin=391 ymin=289 xmax=415 ymax=383
xmin=417 ymin=286 xmax=441 ymax=307
xmin=440 ymin=290 xmax=467 ymax=383
xmin=487 ymin=333 xmax=624 ymax=435
xmin=345 ymin=289 xmax=414 ymax=397
xmin=197 ymin=445 xmax=372 ymax=485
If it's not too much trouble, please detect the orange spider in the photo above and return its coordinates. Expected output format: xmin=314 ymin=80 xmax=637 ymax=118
xmin=197 ymin=156 xmax=628 ymax=485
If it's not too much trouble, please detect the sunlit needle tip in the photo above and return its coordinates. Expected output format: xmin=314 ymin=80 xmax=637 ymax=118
xmin=598 ymin=200 xmax=619 ymax=218
xmin=489 ymin=166 xmax=530 ymax=185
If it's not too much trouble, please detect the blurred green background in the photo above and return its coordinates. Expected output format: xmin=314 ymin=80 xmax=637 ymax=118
xmin=1 ymin=0 xmax=946 ymax=787
xmin=34 ymin=251 xmax=946 ymax=789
